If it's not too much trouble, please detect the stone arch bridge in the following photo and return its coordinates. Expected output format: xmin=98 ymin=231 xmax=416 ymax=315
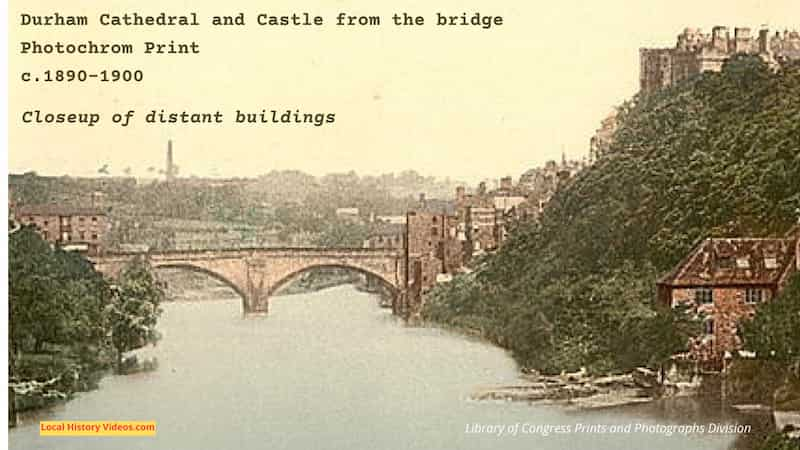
xmin=90 ymin=248 xmax=406 ymax=315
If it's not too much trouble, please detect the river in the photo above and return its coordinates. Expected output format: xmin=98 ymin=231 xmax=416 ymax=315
xmin=9 ymin=285 xmax=768 ymax=450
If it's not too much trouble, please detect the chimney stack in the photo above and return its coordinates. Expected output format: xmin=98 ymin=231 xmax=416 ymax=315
xmin=712 ymin=26 xmax=729 ymax=52
xmin=734 ymin=27 xmax=751 ymax=52
xmin=455 ymin=186 xmax=465 ymax=203
xmin=166 ymin=140 xmax=175 ymax=181
xmin=759 ymin=28 xmax=770 ymax=54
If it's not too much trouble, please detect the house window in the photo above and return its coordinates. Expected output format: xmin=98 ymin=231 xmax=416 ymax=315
xmin=745 ymin=288 xmax=764 ymax=304
xmin=91 ymin=217 xmax=98 ymax=223
xmin=694 ymin=288 xmax=714 ymax=305
xmin=764 ymin=258 xmax=778 ymax=269
xmin=91 ymin=234 xmax=98 ymax=241
xmin=43 ymin=221 xmax=49 ymax=227
xmin=736 ymin=258 xmax=750 ymax=269
xmin=431 ymin=227 xmax=438 ymax=237
xmin=61 ymin=232 xmax=69 ymax=241
xmin=704 ymin=318 xmax=715 ymax=335
xmin=717 ymin=257 xmax=734 ymax=269
xmin=80 ymin=231 xmax=86 ymax=240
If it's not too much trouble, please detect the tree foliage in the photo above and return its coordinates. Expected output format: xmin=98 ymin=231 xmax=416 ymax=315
xmin=740 ymin=274 xmax=800 ymax=362
xmin=9 ymin=228 xmax=166 ymax=406
xmin=107 ymin=257 xmax=165 ymax=367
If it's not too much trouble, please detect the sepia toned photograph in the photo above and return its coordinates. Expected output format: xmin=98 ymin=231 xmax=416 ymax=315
xmin=4 ymin=1 xmax=800 ymax=449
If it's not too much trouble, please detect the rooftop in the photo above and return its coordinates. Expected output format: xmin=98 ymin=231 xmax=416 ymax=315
xmin=659 ymin=237 xmax=797 ymax=287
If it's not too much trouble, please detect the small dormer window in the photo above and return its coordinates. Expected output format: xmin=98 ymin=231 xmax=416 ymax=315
xmin=717 ymin=257 xmax=734 ymax=269
xmin=764 ymin=257 xmax=778 ymax=269
xmin=736 ymin=258 xmax=750 ymax=269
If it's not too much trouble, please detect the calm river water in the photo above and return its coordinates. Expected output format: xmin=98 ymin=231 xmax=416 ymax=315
xmin=10 ymin=285 xmax=769 ymax=450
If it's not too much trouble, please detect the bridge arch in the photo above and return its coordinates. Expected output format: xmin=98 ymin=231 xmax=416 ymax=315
xmin=266 ymin=263 xmax=400 ymax=300
xmin=154 ymin=263 xmax=249 ymax=310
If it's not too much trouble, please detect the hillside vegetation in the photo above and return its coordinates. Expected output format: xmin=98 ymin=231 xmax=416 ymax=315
xmin=423 ymin=56 xmax=800 ymax=374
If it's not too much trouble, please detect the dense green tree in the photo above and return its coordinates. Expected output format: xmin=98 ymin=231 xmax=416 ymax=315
xmin=740 ymin=274 xmax=800 ymax=363
xmin=9 ymin=229 xmax=167 ymax=410
xmin=9 ymin=227 xmax=109 ymax=355
xmin=107 ymin=257 xmax=166 ymax=370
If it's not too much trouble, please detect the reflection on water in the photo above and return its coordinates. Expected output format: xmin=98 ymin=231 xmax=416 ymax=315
xmin=10 ymin=285 xmax=765 ymax=450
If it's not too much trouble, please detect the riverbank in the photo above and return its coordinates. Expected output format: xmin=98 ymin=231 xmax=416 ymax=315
xmin=10 ymin=290 xmax=752 ymax=450
xmin=471 ymin=367 xmax=699 ymax=410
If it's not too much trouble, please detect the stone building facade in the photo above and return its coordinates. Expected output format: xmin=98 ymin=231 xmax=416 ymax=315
xmin=640 ymin=26 xmax=800 ymax=94
xmin=15 ymin=204 xmax=109 ymax=255
xmin=589 ymin=111 xmax=618 ymax=161
xmin=402 ymin=165 xmax=587 ymax=318
xmin=657 ymin=236 xmax=798 ymax=368
xmin=363 ymin=223 xmax=405 ymax=250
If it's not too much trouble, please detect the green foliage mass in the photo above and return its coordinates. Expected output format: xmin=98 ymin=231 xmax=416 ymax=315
xmin=758 ymin=433 xmax=800 ymax=450
xmin=9 ymin=228 xmax=165 ymax=407
xmin=424 ymin=56 xmax=800 ymax=374
xmin=108 ymin=257 xmax=165 ymax=368
xmin=740 ymin=274 xmax=800 ymax=363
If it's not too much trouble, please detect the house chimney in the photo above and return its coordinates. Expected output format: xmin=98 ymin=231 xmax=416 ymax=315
xmin=734 ymin=27 xmax=751 ymax=52
xmin=712 ymin=26 xmax=729 ymax=52
xmin=759 ymin=28 xmax=770 ymax=54
xmin=455 ymin=186 xmax=465 ymax=202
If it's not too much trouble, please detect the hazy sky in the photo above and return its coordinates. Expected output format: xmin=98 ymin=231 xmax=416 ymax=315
xmin=8 ymin=0 xmax=800 ymax=182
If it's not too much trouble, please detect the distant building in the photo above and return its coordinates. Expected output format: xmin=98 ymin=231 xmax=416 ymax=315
xmin=15 ymin=204 xmax=109 ymax=255
xmin=640 ymin=26 xmax=800 ymax=94
xmin=657 ymin=236 xmax=798 ymax=366
xmin=518 ymin=156 xmax=585 ymax=218
xmin=335 ymin=207 xmax=361 ymax=222
xmin=465 ymin=206 xmax=497 ymax=255
xmin=363 ymin=223 xmax=405 ymax=250
xmin=374 ymin=215 xmax=407 ymax=225
xmin=589 ymin=111 xmax=618 ymax=161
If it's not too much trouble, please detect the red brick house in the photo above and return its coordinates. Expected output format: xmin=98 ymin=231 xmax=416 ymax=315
xmin=15 ymin=204 xmax=109 ymax=255
xmin=657 ymin=236 xmax=798 ymax=365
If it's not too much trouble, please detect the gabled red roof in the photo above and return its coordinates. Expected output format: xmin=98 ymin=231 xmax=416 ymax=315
xmin=658 ymin=237 xmax=797 ymax=287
